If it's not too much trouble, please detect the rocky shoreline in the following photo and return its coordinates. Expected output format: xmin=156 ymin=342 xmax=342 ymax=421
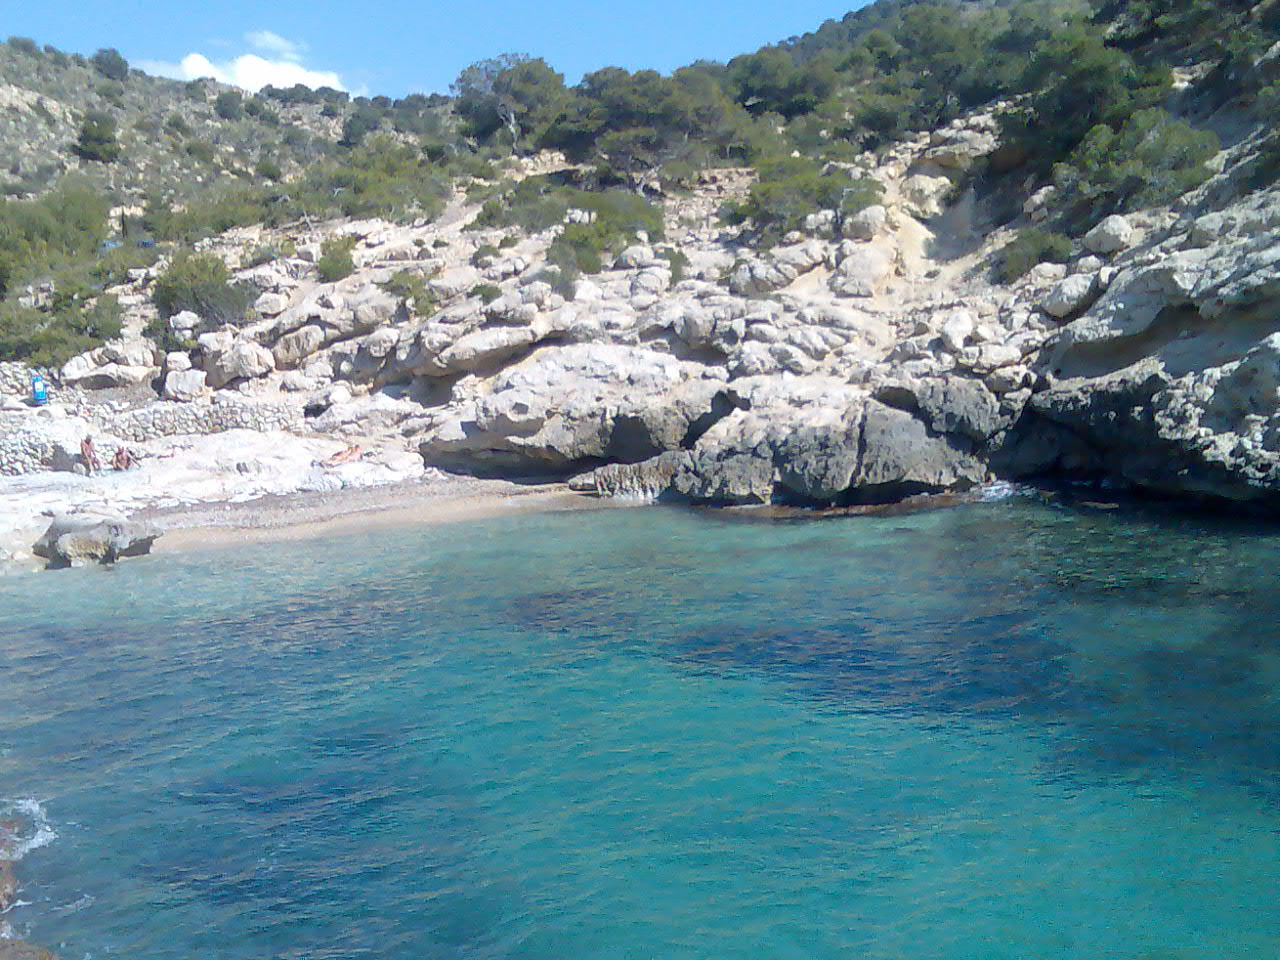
xmin=0 ymin=813 xmax=54 ymax=960
xmin=3 ymin=114 xmax=1280 ymax=571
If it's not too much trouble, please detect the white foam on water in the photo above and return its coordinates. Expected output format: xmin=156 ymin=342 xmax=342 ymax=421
xmin=0 ymin=797 xmax=57 ymax=861
xmin=0 ymin=919 xmax=13 ymax=939
xmin=973 ymin=480 xmax=1026 ymax=502
xmin=50 ymin=894 xmax=94 ymax=915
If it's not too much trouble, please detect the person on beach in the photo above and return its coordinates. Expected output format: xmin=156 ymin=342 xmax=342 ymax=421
xmin=112 ymin=446 xmax=138 ymax=471
xmin=80 ymin=435 xmax=102 ymax=474
xmin=320 ymin=444 xmax=364 ymax=467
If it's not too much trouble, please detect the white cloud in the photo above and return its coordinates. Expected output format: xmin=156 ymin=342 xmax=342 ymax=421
xmin=140 ymin=31 xmax=345 ymax=92
xmin=245 ymin=30 xmax=304 ymax=63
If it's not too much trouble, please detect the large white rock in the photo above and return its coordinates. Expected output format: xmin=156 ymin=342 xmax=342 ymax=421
xmin=940 ymin=309 xmax=976 ymax=353
xmin=168 ymin=310 xmax=201 ymax=334
xmin=273 ymin=324 xmax=326 ymax=367
xmin=830 ymin=245 xmax=894 ymax=298
xmin=844 ymin=204 xmax=887 ymax=241
xmin=1084 ymin=215 xmax=1134 ymax=255
xmin=207 ymin=340 xmax=275 ymax=388
xmin=1041 ymin=273 xmax=1100 ymax=319
xmin=616 ymin=245 xmax=654 ymax=268
xmin=163 ymin=369 xmax=209 ymax=402
xmin=437 ymin=327 xmax=539 ymax=373
xmin=254 ymin=291 xmax=290 ymax=317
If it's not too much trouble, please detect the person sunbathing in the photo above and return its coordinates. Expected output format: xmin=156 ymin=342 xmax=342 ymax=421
xmin=320 ymin=444 xmax=364 ymax=467
xmin=112 ymin=447 xmax=138 ymax=471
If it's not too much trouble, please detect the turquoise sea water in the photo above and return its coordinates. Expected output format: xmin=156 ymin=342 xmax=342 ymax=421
xmin=1 ymin=498 xmax=1279 ymax=959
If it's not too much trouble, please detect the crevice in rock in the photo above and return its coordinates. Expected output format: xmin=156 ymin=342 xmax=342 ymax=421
xmin=681 ymin=390 xmax=735 ymax=449
xmin=1052 ymin=304 xmax=1214 ymax=379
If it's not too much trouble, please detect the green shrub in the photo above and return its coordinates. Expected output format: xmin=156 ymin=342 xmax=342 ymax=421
xmin=0 ymin=181 xmax=110 ymax=295
xmin=184 ymin=140 xmax=218 ymax=164
xmin=542 ymin=189 xmax=666 ymax=276
xmin=214 ymin=91 xmax=243 ymax=120
xmin=143 ymin=187 xmax=269 ymax=244
xmin=470 ymin=243 xmax=500 ymax=266
xmin=91 ymin=243 xmax=159 ymax=288
xmin=6 ymin=36 xmax=38 ymax=56
xmin=340 ymin=104 xmax=383 ymax=147
xmin=996 ymin=228 xmax=1073 ymax=284
xmin=0 ymin=289 xmax=122 ymax=367
xmin=90 ymin=48 xmax=129 ymax=82
xmin=164 ymin=114 xmax=192 ymax=138
xmin=153 ymin=250 xmax=254 ymax=324
xmin=73 ymin=112 xmax=121 ymax=163
xmin=379 ymin=270 xmax=435 ymax=314
xmin=273 ymin=136 xmax=448 ymax=224
xmin=725 ymin=156 xmax=881 ymax=246
xmin=469 ymin=283 xmax=502 ymax=304
xmin=316 ymin=236 xmax=357 ymax=283
xmin=243 ymin=97 xmax=275 ymax=121
xmin=254 ymin=156 xmax=283 ymax=181
xmin=95 ymin=81 xmax=125 ymax=108
xmin=1051 ymin=110 xmax=1219 ymax=232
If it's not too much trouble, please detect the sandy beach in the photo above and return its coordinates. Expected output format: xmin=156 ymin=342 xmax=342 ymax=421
xmin=142 ymin=475 xmax=620 ymax=554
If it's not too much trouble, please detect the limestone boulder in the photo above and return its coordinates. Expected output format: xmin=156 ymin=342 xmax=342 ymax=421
xmin=844 ymin=204 xmax=888 ymax=241
xmin=1041 ymin=273 xmax=1100 ymax=319
xmin=1084 ymin=215 xmax=1135 ymax=255
xmin=206 ymin=339 xmax=275 ymax=389
xmin=163 ymin=369 xmax=209 ymax=402
xmin=418 ymin=344 xmax=726 ymax=473
xmin=33 ymin=514 xmax=162 ymax=568
xmin=436 ymin=326 xmax=539 ymax=373
xmin=273 ymin=324 xmax=327 ymax=367
xmin=830 ymin=244 xmax=894 ymax=298
xmin=60 ymin=341 xmax=159 ymax=389
xmin=253 ymin=291 xmax=290 ymax=317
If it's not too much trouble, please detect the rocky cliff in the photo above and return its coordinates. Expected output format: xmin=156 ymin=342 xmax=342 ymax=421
xmin=7 ymin=109 xmax=1280 ymax=520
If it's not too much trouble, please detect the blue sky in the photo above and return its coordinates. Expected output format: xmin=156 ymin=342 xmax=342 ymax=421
xmin=8 ymin=1 xmax=865 ymax=96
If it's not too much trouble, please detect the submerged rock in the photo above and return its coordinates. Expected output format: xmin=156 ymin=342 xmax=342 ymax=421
xmin=0 ymin=940 xmax=57 ymax=960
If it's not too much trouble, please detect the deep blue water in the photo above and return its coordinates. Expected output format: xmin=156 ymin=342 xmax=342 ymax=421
xmin=1 ymin=498 xmax=1279 ymax=959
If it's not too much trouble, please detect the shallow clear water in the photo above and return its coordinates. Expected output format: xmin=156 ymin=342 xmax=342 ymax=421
xmin=2 ymin=499 xmax=1279 ymax=959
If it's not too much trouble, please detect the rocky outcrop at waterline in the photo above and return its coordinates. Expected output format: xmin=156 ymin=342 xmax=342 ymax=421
xmin=1029 ymin=185 xmax=1280 ymax=508
xmin=0 ymin=815 xmax=56 ymax=960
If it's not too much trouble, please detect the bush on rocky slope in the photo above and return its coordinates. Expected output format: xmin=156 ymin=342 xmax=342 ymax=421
xmin=0 ymin=289 xmax=121 ymax=366
xmin=996 ymin=227 xmax=1073 ymax=284
xmin=724 ymin=156 xmax=882 ymax=246
xmin=317 ymin=236 xmax=357 ymax=283
xmin=1051 ymin=109 xmax=1220 ymax=232
xmin=152 ymin=251 xmax=254 ymax=325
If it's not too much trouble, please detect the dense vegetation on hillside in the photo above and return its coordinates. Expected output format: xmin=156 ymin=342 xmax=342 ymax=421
xmin=1 ymin=0 xmax=1278 ymax=364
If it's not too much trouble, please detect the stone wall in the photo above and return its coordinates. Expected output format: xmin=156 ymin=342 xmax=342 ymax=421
xmin=91 ymin=395 xmax=303 ymax=444
xmin=0 ymin=411 xmax=82 ymax=475
xmin=0 ymin=397 xmax=304 ymax=476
